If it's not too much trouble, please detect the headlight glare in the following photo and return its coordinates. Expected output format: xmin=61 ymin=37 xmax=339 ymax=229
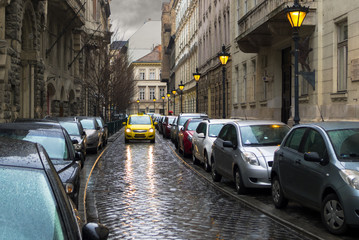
xmin=241 ymin=152 xmax=260 ymax=166
xmin=126 ymin=128 xmax=131 ymax=133
xmin=339 ymin=169 xmax=359 ymax=190
xmin=149 ymin=128 xmax=154 ymax=133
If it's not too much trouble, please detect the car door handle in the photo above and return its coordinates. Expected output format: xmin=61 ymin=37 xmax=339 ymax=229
xmin=295 ymin=159 xmax=301 ymax=164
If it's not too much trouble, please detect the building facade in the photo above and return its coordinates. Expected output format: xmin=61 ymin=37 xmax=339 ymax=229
xmin=0 ymin=0 xmax=111 ymax=122
xmin=130 ymin=45 xmax=167 ymax=115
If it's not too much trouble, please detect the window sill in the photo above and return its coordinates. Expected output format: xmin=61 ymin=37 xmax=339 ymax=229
xmin=330 ymin=92 xmax=347 ymax=102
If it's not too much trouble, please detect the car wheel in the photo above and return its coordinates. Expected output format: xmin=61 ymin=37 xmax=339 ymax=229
xmin=211 ymin=158 xmax=222 ymax=182
xmin=151 ymin=138 xmax=155 ymax=143
xmin=204 ymin=152 xmax=211 ymax=172
xmin=321 ymin=193 xmax=347 ymax=234
xmin=234 ymin=167 xmax=247 ymax=195
xmin=192 ymin=149 xmax=198 ymax=164
xmin=125 ymin=138 xmax=129 ymax=144
xmin=271 ymin=175 xmax=288 ymax=209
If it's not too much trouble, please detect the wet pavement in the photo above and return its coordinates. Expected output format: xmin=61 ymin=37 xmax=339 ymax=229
xmin=79 ymin=131 xmax=359 ymax=240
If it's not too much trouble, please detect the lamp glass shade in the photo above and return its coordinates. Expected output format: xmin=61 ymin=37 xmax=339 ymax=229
xmin=193 ymin=73 xmax=201 ymax=81
xmin=153 ymin=98 xmax=156 ymax=102
xmin=162 ymin=96 xmax=165 ymax=100
xmin=179 ymin=85 xmax=184 ymax=91
xmin=172 ymin=90 xmax=177 ymax=95
xmin=219 ymin=55 xmax=229 ymax=65
xmin=287 ymin=10 xmax=307 ymax=28
xmin=167 ymin=93 xmax=171 ymax=98
xmin=137 ymin=100 xmax=139 ymax=103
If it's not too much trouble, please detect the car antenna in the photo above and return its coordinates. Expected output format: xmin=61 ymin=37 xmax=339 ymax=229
xmin=317 ymin=104 xmax=324 ymax=122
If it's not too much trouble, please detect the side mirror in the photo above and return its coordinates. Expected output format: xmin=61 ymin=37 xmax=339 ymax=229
xmin=197 ymin=133 xmax=205 ymax=138
xmin=122 ymin=122 xmax=126 ymax=125
xmin=72 ymin=139 xmax=79 ymax=144
xmin=82 ymin=131 xmax=87 ymax=137
xmin=97 ymin=126 xmax=101 ymax=130
xmin=304 ymin=152 xmax=328 ymax=165
xmin=223 ymin=140 xmax=236 ymax=149
xmin=82 ymin=222 xmax=109 ymax=240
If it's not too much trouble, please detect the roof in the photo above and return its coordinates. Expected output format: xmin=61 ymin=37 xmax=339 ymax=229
xmin=110 ymin=41 xmax=128 ymax=50
xmin=232 ymin=120 xmax=287 ymax=126
xmin=133 ymin=45 xmax=162 ymax=63
xmin=299 ymin=121 xmax=359 ymax=131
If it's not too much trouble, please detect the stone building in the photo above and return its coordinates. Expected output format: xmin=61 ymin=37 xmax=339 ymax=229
xmin=130 ymin=45 xmax=167 ymax=115
xmin=0 ymin=0 xmax=111 ymax=122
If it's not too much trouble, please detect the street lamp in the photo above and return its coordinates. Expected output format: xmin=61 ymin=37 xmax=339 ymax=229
xmin=179 ymin=81 xmax=184 ymax=113
xmin=153 ymin=98 xmax=156 ymax=113
xmin=137 ymin=99 xmax=140 ymax=113
xmin=218 ymin=45 xmax=230 ymax=119
xmin=172 ymin=88 xmax=177 ymax=115
xmin=161 ymin=95 xmax=165 ymax=115
xmin=286 ymin=0 xmax=309 ymax=125
xmin=167 ymin=93 xmax=171 ymax=115
xmin=193 ymin=68 xmax=201 ymax=113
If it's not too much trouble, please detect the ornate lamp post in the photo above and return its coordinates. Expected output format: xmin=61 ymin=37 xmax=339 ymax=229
xmin=286 ymin=0 xmax=309 ymax=125
xmin=161 ymin=95 xmax=165 ymax=115
xmin=153 ymin=98 xmax=156 ymax=113
xmin=137 ymin=99 xmax=140 ymax=113
xmin=167 ymin=93 xmax=171 ymax=115
xmin=218 ymin=45 xmax=230 ymax=119
xmin=172 ymin=88 xmax=177 ymax=115
xmin=179 ymin=81 xmax=184 ymax=113
xmin=193 ymin=68 xmax=201 ymax=113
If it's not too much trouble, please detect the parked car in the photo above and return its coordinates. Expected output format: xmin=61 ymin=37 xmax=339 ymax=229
xmin=0 ymin=122 xmax=82 ymax=205
xmin=123 ymin=113 xmax=156 ymax=143
xmin=170 ymin=116 xmax=178 ymax=143
xmin=192 ymin=119 xmax=233 ymax=171
xmin=76 ymin=116 xmax=103 ymax=153
xmin=96 ymin=116 xmax=109 ymax=146
xmin=271 ymin=122 xmax=359 ymax=235
xmin=162 ymin=116 xmax=177 ymax=139
xmin=173 ymin=113 xmax=208 ymax=148
xmin=211 ymin=120 xmax=289 ymax=195
xmin=45 ymin=117 xmax=87 ymax=164
xmin=178 ymin=118 xmax=203 ymax=157
xmin=157 ymin=116 xmax=165 ymax=134
xmin=0 ymin=137 xmax=109 ymax=239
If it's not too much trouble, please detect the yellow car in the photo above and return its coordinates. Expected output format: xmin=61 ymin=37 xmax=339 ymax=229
xmin=123 ymin=113 xmax=157 ymax=143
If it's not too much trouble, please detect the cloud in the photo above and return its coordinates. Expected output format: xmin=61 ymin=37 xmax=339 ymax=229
xmin=110 ymin=0 xmax=169 ymax=41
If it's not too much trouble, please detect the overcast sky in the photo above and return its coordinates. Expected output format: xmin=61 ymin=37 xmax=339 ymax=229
xmin=110 ymin=0 xmax=169 ymax=41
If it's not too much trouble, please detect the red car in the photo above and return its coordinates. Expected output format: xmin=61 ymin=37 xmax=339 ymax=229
xmin=178 ymin=118 xmax=203 ymax=157
xmin=162 ymin=116 xmax=176 ymax=138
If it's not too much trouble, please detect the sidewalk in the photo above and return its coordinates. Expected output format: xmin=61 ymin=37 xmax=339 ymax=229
xmin=78 ymin=130 xmax=122 ymax=225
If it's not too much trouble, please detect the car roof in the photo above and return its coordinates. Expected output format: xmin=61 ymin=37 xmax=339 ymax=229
xmin=232 ymin=120 xmax=287 ymax=127
xmin=296 ymin=121 xmax=359 ymax=131
xmin=201 ymin=119 xmax=234 ymax=124
xmin=179 ymin=113 xmax=208 ymax=117
xmin=0 ymin=122 xmax=63 ymax=131
xmin=0 ymin=137 xmax=45 ymax=169
xmin=45 ymin=116 xmax=77 ymax=122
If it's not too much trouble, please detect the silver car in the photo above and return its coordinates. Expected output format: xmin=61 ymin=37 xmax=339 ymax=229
xmin=192 ymin=119 xmax=233 ymax=171
xmin=76 ymin=116 xmax=103 ymax=153
xmin=271 ymin=122 xmax=359 ymax=235
xmin=211 ymin=120 xmax=289 ymax=194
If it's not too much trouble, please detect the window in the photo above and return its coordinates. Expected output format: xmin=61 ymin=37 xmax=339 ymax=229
xmin=149 ymin=87 xmax=155 ymax=100
xmin=149 ymin=69 xmax=156 ymax=80
xmin=242 ymin=63 xmax=247 ymax=102
xmin=218 ymin=124 xmax=231 ymax=140
xmin=252 ymin=59 xmax=256 ymax=101
xmin=302 ymin=129 xmax=327 ymax=158
xmin=139 ymin=69 xmax=145 ymax=80
xmin=160 ymin=88 xmax=165 ymax=98
xmin=139 ymin=88 xmax=145 ymax=100
xmin=337 ymin=21 xmax=348 ymax=91
xmin=284 ymin=128 xmax=306 ymax=151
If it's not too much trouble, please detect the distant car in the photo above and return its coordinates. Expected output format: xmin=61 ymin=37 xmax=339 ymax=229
xmin=170 ymin=116 xmax=178 ymax=143
xmin=271 ymin=122 xmax=359 ymax=235
xmin=162 ymin=116 xmax=176 ymax=139
xmin=157 ymin=116 xmax=165 ymax=134
xmin=178 ymin=118 xmax=203 ymax=157
xmin=95 ymin=116 xmax=108 ymax=146
xmin=45 ymin=117 xmax=87 ymax=164
xmin=0 ymin=122 xmax=82 ymax=204
xmin=76 ymin=116 xmax=103 ymax=153
xmin=0 ymin=137 xmax=109 ymax=240
xmin=123 ymin=113 xmax=156 ymax=143
xmin=211 ymin=120 xmax=289 ymax=195
xmin=192 ymin=119 xmax=233 ymax=171
xmin=173 ymin=113 xmax=208 ymax=148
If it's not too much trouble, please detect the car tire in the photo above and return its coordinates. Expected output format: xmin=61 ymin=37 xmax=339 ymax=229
xmin=204 ymin=152 xmax=211 ymax=172
xmin=321 ymin=193 xmax=347 ymax=235
xmin=211 ymin=158 xmax=222 ymax=182
xmin=192 ymin=149 xmax=198 ymax=165
xmin=234 ymin=167 xmax=247 ymax=195
xmin=125 ymin=138 xmax=129 ymax=144
xmin=271 ymin=175 xmax=288 ymax=209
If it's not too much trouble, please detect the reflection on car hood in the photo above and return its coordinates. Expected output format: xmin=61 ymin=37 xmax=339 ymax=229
xmin=242 ymin=146 xmax=278 ymax=162
xmin=340 ymin=162 xmax=359 ymax=171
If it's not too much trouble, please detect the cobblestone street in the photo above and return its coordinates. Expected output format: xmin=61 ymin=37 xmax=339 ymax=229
xmin=85 ymin=133 xmax=317 ymax=240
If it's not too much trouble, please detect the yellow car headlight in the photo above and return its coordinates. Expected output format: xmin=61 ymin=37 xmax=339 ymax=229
xmin=126 ymin=128 xmax=132 ymax=133
xmin=149 ymin=128 xmax=154 ymax=133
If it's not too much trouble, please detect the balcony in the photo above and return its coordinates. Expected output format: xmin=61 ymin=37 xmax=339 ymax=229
xmin=48 ymin=0 xmax=85 ymax=26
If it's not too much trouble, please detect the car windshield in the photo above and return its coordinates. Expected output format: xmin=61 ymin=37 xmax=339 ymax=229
xmin=187 ymin=121 xmax=200 ymax=131
xmin=0 ymin=130 xmax=69 ymax=160
xmin=240 ymin=124 xmax=289 ymax=146
xmin=179 ymin=117 xmax=192 ymax=126
xmin=60 ymin=122 xmax=80 ymax=136
xmin=208 ymin=124 xmax=225 ymax=137
xmin=129 ymin=116 xmax=151 ymax=125
xmin=80 ymin=119 xmax=95 ymax=129
xmin=328 ymin=128 xmax=359 ymax=161
xmin=0 ymin=166 xmax=65 ymax=239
